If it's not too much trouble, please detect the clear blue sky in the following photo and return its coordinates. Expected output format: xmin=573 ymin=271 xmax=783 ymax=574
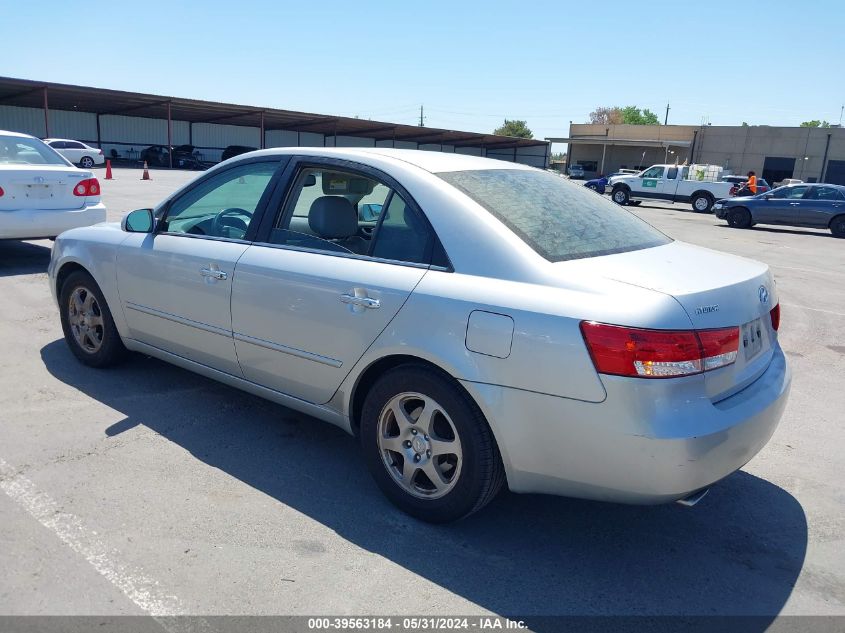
xmin=2 ymin=0 xmax=842 ymax=150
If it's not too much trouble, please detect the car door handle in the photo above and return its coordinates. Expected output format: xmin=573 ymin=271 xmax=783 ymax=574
xmin=789 ymin=202 xmax=800 ymax=206
xmin=200 ymin=267 xmax=228 ymax=280
xmin=340 ymin=294 xmax=380 ymax=309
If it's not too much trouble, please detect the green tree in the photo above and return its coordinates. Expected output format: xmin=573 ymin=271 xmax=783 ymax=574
xmin=741 ymin=121 xmax=749 ymax=126
xmin=620 ymin=106 xmax=660 ymax=125
xmin=493 ymin=119 xmax=533 ymax=138
xmin=800 ymin=120 xmax=831 ymax=128
xmin=589 ymin=106 xmax=659 ymax=125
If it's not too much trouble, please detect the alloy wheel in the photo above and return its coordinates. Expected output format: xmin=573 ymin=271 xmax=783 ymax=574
xmin=377 ymin=392 xmax=463 ymax=499
xmin=67 ymin=286 xmax=104 ymax=353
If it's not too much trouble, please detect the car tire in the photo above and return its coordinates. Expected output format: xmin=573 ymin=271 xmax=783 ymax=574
xmin=79 ymin=156 xmax=95 ymax=168
xmin=726 ymin=208 xmax=752 ymax=229
xmin=831 ymin=215 xmax=845 ymax=238
xmin=587 ymin=184 xmax=597 ymax=191
xmin=612 ymin=186 xmax=630 ymax=205
xmin=360 ymin=364 xmax=505 ymax=523
xmin=691 ymin=193 xmax=714 ymax=213
xmin=59 ymin=270 xmax=127 ymax=368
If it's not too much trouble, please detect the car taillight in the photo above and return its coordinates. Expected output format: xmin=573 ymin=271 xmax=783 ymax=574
xmin=580 ymin=322 xmax=740 ymax=378
xmin=0 ymin=186 xmax=4 ymax=197
xmin=770 ymin=303 xmax=780 ymax=331
xmin=73 ymin=178 xmax=100 ymax=196
xmin=98 ymin=149 xmax=103 ymax=155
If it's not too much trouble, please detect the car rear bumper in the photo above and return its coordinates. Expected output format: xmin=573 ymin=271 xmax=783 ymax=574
xmin=0 ymin=203 xmax=107 ymax=239
xmin=462 ymin=344 xmax=791 ymax=504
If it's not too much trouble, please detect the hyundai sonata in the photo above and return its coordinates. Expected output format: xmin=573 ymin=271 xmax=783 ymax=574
xmin=48 ymin=148 xmax=791 ymax=522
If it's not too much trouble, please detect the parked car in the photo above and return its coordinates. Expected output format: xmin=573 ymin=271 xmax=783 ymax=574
xmin=49 ymin=148 xmax=790 ymax=522
xmin=44 ymin=138 xmax=105 ymax=168
xmin=609 ymin=164 xmax=734 ymax=212
xmin=222 ymin=145 xmax=258 ymax=162
xmin=584 ymin=175 xmax=609 ymax=193
xmin=721 ymin=175 xmax=771 ymax=196
xmin=140 ymin=144 xmax=203 ymax=169
xmin=585 ymin=171 xmax=638 ymax=194
xmin=568 ymin=164 xmax=585 ymax=179
xmin=0 ymin=130 xmax=105 ymax=240
xmin=775 ymin=178 xmax=804 ymax=188
xmin=714 ymin=183 xmax=845 ymax=237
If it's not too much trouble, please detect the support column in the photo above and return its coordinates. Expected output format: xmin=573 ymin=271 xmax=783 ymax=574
xmin=43 ymin=87 xmax=50 ymax=137
xmin=167 ymin=101 xmax=173 ymax=169
xmin=260 ymin=111 xmax=265 ymax=149
xmin=96 ymin=114 xmax=101 ymax=149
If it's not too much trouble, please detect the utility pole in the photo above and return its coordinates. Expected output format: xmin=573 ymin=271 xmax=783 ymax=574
xmin=664 ymin=102 xmax=670 ymax=125
xmin=840 ymin=104 xmax=844 ymax=126
xmin=419 ymin=105 xmax=425 ymax=127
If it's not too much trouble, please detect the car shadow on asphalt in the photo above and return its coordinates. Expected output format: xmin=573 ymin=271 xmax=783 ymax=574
xmin=0 ymin=240 xmax=51 ymax=277
xmin=716 ymin=225 xmax=834 ymax=239
xmin=40 ymin=340 xmax=807 ymax=630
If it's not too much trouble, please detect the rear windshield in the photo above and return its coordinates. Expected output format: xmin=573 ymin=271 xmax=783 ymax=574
xmin=438 ymin=169 xmax=671 ymax=262
xmin=0 ymin=134 xmax=69 ymax=166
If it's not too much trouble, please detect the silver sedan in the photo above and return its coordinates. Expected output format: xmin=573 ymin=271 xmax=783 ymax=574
xmin=48 ymin=148 xmax=791 ymax=522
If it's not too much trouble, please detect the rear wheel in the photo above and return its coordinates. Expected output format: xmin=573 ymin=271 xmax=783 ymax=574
xmin=612 ymin=187 xmax=630 ymax=205
xmin=727 ymin=208 xmax=752 ymax=229
xmin=59 ymin=270 xmax=126 ymax=367
xmin=831 ymin=215 xmax=845 ymax=238
xmin=587 ymin=184 xmax=597 ymax=191
xmin=79 ymin=156 xmax=95 ymax=168
xmin=360 ymin=365 xmax=504 ymax=523
xmin=691 ymin=193 xmax=714 ymax=213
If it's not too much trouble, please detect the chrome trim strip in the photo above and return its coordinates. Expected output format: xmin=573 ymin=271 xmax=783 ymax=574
xmin=125 ymin=302 xmax=231 ymax=338
xmin=233 ymin=332 xmax=343 ymax=368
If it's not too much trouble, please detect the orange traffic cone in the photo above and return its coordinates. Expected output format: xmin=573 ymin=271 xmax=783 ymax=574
xmin=104 ymin=159 xmax=113 ymax=180
xmin=141 ymin=161 xmax=151 ymax=180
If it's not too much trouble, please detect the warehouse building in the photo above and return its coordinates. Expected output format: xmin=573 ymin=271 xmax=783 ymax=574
xmin=550 ymin=123 xmax=845 ymax=185
xmin=0 ymin=77 xmax=549 ymax=168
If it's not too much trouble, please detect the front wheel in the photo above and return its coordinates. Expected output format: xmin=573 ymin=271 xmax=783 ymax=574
xmin=79 ymin=156 xmax=95 ymax=168
xmin=726 ymin=208 xmax=752 ymax=229
xmin=612 ymin=187 xmax=630 ymax=205
xmin=59 ymin=270 xmax=127 ymax=367
xmin=360 ymin=365 xmax=505 ymax=523
xmin=831 ymin=215 xmax=845 ymax=238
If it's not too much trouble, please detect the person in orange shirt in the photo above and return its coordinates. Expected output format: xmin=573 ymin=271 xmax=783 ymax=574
xmin=745 ymin=170 xmax=758 ymax=195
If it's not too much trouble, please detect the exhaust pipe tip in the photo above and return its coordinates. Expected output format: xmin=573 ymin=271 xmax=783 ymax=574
xmin=676 ymin=488 xmax=709 ymax=507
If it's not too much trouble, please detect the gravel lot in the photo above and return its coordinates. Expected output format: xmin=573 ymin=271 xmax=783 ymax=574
xmin=1 ymin=167 xmax=843 ymax=626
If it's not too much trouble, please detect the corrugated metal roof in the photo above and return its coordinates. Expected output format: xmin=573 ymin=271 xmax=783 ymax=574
xmin=0 ymin=76 xmax=548 ymax=151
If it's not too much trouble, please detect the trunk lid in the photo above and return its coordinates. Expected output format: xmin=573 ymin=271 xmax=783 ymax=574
xmin=0 ymin=165 xmax=92 ymax=211
xmin=562 ymin=241 xmax=778 ymax=401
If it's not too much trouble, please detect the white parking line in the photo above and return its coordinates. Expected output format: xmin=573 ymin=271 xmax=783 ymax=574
xmin=781 ymin=303 xmax=845 ymax=318
xmin=0 ymin=457 xmax=184 ymax=617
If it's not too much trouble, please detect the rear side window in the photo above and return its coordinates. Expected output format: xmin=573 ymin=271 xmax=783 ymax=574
xmin=438 ymin=169 xmax=670 ymax=262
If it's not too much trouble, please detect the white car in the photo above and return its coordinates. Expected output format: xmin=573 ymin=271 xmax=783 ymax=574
xmin=44 ymin=138 xmax=105 ymax=168
xmin=1 ymin=131 xmax=106 ymax=240
xmin=48 ymin=148 xmax=790 ymax=522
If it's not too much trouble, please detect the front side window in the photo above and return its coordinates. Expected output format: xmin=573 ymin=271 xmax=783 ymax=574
xmin=438 ymin=168 xmax=670 ymax=262
xmin=0 ymin=135 xmax=69 ymax=165
xmin=770 ymin=185 xmax=809 ymax=199
xmin=641 ymin=166 xmax=664 ymax=179
xmin=162 ymin=161 xmax=277 ymax=239
xmin=269 ymin=165 xmax=437 ymax=265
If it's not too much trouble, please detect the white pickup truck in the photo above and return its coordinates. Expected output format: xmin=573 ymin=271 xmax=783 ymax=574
xmin=607 ymin=164 xmax=734 ymax=213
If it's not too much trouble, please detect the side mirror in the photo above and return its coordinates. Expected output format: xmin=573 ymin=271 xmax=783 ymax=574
xmin=762 ymin=194 xmax=774 ymax=200
xmin=121 ymin=208 xmax=155 ymax=233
